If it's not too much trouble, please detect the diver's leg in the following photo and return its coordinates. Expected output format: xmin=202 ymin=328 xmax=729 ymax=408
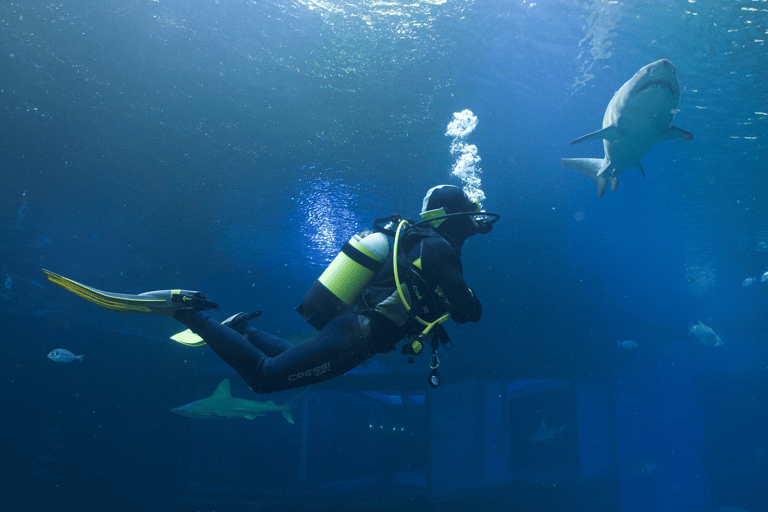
xmin=175 ymin=311 xmax=371 ymax=393
xmin=175 ymin=310 xmax=269 ymax=387
xmin=244 ymin=327 xmax=294 ymax=357
xmin=251 ymin=312 xmax=371 ymax=393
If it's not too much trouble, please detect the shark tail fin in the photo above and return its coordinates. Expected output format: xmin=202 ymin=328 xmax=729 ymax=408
xmin=558 ymin=158 xmax=610 ymax=197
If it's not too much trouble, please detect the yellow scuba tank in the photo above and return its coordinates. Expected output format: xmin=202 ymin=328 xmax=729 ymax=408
xmin=296 ymin=230 xmax=390 ymax=331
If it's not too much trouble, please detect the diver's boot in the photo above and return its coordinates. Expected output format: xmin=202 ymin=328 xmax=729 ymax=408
xmin=222 ymin=311 xmax=262 ymax=335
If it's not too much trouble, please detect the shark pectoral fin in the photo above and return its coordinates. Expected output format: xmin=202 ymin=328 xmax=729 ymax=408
xmin=244 ymin=415 xmax=258 ymax=420
xmin=661 ymin=125 xmax=693 ymax=141
xmin=637 ymin=162 xmax=646 ymax=177
xmin=282 ymin=410 xmax=294 ymax=424
xmin=559 ymin=158 xmax=609 ymax=197
xmin=610 ymin=176 xmax=619 ymax=193
xmin=570 ymin=125 xmax=620 ymax=145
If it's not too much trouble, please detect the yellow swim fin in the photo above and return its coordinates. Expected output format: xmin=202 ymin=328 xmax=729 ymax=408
xmin=170 ymin=327 xmax=208 ymax=347
xmin=42 ymin=269 xmax=218 ymax=317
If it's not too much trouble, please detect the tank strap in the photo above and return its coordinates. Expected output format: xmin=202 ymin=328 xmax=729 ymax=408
xmin=341 ymin=241 xmax=383 ymax=272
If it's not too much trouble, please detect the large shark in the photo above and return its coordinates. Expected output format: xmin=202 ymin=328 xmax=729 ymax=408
xmin=171 ymin=379 xmax=295 ymax=423
xmin=559 ymin=59 xmax=693 ymax=197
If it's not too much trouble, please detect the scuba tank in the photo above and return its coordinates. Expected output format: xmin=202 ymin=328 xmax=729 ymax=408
xmin=296 ymin=230 xmax=390 ymax=331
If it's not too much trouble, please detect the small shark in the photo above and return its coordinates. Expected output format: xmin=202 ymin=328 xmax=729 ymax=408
xmin=525 ymin=418 xmax=572 ymax=442
xmin=559 ymin=59 xmax=693 ymax=197
xmin=171 ymin=379 xmax=294 ymax=423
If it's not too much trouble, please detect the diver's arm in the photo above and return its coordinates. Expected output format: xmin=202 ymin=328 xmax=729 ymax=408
xmin=422 ymin=239 xmax=482 ymax=324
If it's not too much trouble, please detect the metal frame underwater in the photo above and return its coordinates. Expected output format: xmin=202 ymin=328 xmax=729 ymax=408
xmin=174 ymin=374 xmax=620 ymax=512
xmin=174 ymin=353 xmax=768 ymax=512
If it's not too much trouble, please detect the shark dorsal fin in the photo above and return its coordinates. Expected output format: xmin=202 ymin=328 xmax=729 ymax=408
xmin=212 ymin=379 xmax=232 ymax=399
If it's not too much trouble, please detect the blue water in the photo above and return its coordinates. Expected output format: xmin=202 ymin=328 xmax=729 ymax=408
xmin=1 ymin=1 xmax=767 ymax=511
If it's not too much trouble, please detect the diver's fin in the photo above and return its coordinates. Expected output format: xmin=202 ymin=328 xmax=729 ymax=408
xmin=170 ymin=328 xmax=208 ymax=347
xmin=43 ymin=269 xmax=218 ymax=317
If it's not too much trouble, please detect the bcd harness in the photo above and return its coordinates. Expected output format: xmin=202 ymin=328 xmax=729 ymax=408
xmin=372 ymin=215 xmax=456 ymax=388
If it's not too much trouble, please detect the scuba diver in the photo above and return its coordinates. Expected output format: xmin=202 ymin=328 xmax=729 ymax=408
xmin=43 ymin=185 xmax=498 ymax=393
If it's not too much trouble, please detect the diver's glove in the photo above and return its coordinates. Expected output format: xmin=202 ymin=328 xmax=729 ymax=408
xmin=222 ymin=311 xmax=262 ymax=335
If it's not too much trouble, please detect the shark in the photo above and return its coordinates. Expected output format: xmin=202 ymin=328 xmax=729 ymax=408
xmin=170 ymin=379 xmax=295 ymax=423
xmin=559 ymin=59 xmax=693 ymax=197
xmin=525 ymin=418 xmax=572 ymax=442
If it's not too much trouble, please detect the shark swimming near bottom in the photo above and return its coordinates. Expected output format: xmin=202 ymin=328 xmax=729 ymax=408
xmin=171 ymin=379 xmax=295 ymax=423
xmin=525 ymin=418 xmax=572 ymax=442
xmin=559 ymin=59 xmax=693 ymax=197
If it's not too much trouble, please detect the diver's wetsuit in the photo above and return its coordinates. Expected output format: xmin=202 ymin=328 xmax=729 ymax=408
xmin=176 ymin=226 xmax=481 ymax=394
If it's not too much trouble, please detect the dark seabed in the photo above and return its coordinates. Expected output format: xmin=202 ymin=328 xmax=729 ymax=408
xmin=1 ymin=0 xmax=766 ymax=511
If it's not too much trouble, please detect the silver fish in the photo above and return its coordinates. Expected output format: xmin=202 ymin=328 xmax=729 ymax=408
xmin=689 ymin=320 xmax=723 ymax=347
xmin=47 ymin=349 xmax=84 ymax=363
xmin=742 ymin=276 xmax=757 ymax=287
xmin=617 ymin=340 xmax=638 ymax=350
xmin=761 ymin=271 xmax=768 ymax=283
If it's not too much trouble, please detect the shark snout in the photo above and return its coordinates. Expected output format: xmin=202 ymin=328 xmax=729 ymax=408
xmin=650 ymin=59 xmax=676 ymax=76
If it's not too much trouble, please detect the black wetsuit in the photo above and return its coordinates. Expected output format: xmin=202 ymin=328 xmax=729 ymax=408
xmin=177 ymin=225 xmax=481 ymax=394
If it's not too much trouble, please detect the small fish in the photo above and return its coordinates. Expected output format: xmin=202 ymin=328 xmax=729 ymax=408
xmin=742 ymin=276 xmax=757 ymax=287
xmin=689 ymin=320 xmax=723 ymax=347
xmin=617 ymin=340 xmax=638 ymax=350
xmin=634 ymin=458 xmax=660 ymax=475
xmin=761 ymin=271 xmax=768 ymax=283
xmin=47 ymin=349 xmax=84 ymax=363
xmin=4 ymin=275 xmax=11 ymax=289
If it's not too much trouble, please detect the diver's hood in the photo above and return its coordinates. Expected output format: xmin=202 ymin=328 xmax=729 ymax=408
xmin=420 ymin=185 xmax=494 ymax=238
